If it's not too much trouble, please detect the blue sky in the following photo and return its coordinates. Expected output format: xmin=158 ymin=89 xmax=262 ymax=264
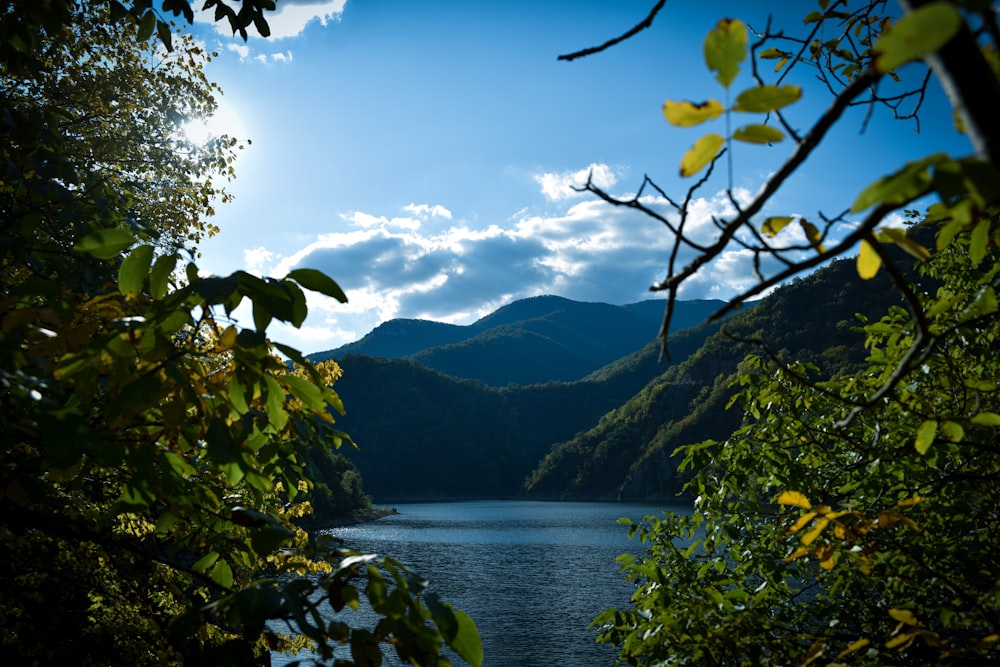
xmin=183 ymin=1 xmax=970 ymax=354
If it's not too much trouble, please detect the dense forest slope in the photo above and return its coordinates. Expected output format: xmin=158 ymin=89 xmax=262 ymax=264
xmin=312 ymin=296 xmax=725 ymax=386
xmin=328 ymin=319 xmax=723 ymax=500
xmin=523 ymin=257 xmax=904 ymax=500
xmin=316 ymin=258 xmax=905 ymax=502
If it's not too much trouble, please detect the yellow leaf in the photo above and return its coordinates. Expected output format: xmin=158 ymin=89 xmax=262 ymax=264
xmin=885 ymin=631 xmax=916 ymax=650
xmin=784 ymin=546 xmax=812 ymax=562
xmin=801 ymin=640 xmax=825 ymax=665
xmin=857 ymin=239 xmax=882 ymax=280
xmin=889 ymin=608 xmax=918 ymax=626
xmin=801 ymin=517 xmax=829 ymax=546
xmin=663 ymin=99 xmax=724 ymax=127
xmin=762 ymin=216 xmax=794 ymax=238
xmin=895 ymin=496 xmax=925 ymax=508
xmin=815 ymin=543 xmax=836 ymax=570
xmin=679 ymin=133 xmax=724 ymax=177
xmin=837 ymin=638 xmax=871 ymax=659
xmin=777 ymin=490 xmax=812 ymax=509
xmin=800 ymin=219 xmax=826 ymax=253
xmin=858 ymin=555 xmax=873 ymax=575
xmin=787 ymin=511 xmax=818 ymax=534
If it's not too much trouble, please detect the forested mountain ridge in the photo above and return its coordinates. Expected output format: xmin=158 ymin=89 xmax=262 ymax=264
xmin=311 ymin=296 xmax=725 ymax=386
xmin=326 ymin=316 xmax=724 ymax=500
xmin=523 ymin=256 xmax=905 ymax=501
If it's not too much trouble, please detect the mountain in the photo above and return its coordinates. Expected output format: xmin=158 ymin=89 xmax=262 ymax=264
xmin=313 ymin=256 xmax=907 ymax=503
xmin=311 ymin=296 xmax=726 ymax=386
xmin=522 ymin=257 xmax=905 ymax=501
xmin=322 ymin=318 xmax=726 ymax=501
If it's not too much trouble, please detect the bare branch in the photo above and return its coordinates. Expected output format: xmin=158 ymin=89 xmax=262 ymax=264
xmin=557 ymin=0 xmax=667 ymax=62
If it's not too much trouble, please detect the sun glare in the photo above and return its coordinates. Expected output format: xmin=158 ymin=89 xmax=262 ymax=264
xmin=182 ymin=102 xmax=246 ymax=144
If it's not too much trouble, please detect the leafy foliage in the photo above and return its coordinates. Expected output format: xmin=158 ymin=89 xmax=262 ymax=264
xmin=581 ymin=1 xmax=1000 ymax=664
xmin=0 ymin=3 xmax=480 ymax=665
xmin=595 ymin=222 xmax=1000 ymax=665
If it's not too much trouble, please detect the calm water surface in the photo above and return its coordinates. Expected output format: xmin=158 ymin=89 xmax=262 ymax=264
xmin=274 ymin=500 xmax=689 ymax=667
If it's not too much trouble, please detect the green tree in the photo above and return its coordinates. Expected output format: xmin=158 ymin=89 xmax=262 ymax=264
xmin=1 ymin=3 xmax=481 ymax=665
xmin=569 ymin=1 xmax=1000 ymax=664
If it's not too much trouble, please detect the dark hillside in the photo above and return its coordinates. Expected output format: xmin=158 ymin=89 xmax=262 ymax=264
xmin=523 ymin=256 xmax=906 ymax=500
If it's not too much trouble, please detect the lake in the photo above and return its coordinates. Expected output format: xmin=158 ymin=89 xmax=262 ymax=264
xmin=272 ymin=499 xmax=688 ymax=667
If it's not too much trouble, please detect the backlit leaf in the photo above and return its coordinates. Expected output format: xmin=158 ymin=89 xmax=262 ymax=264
xmin=837 ymin=638 xmax=871 ymax=658
xmin=800 ymin=219 xmax=825 ymax=252
xmin=889 ymin=608 xmax=918 ymax=626
xmin=877 ymin=227 xmax=931 ymax=261
xmin=777 ymin=490 xmax=812 ymax=509
xmin=449 ymin=610 xmax=484 ymax=667
xmin=732 ymin=123 xmax=784 ymax=144
xmin=119 ymin=244 xmax=153 ymax=298
xmin=662 ymin=99 xmax=724 ymax=127
xmin=970 ymin=218 xmax=991 ymax=266
xmin=940 ymin=420 xmax=964 ymax=442
xmin=857 ymin=239 xmax=882 ymax=279
xmin=874 ymin=2 xmax=962 ymax=72
xmin=74 ymin=228 xmax=135 ymax=259
xmin=852 ymin=153 xmax=947 ymax=211
xmin=762 ymin=216 xmax=794 ymax=237
xmin=679 ymin=133 xmax=724 ymax=177
xmin=704 ymin=18 xmax=747 ymax=88
xmin=732 ymin=84 xmax=801 ymax=112
xmin=211 ymin=559 xmax=234 ymax=589
xmin=971 ymin=412 xmax=1000 ymax=426
xmin=915 ymin=420 xmax=937 ymax=454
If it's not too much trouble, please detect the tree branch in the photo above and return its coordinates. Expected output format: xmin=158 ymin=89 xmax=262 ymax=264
xmin=557 ymin=0 xmax=667 ymax=62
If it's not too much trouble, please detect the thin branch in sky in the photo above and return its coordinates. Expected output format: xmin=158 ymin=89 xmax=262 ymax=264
xmin=557 ymin=0 xmax=667 ymax=62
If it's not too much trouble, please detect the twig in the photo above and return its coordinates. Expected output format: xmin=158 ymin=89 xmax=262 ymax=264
xmin=557 ymin=0 xmax=667 ymax=62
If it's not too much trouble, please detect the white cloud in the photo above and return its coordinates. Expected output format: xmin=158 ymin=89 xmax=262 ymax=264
xmin=534 ymin=163 xmax=619 ymax=201
xmin=227 ymin=43 xmax=250 ymax=60
xmin=246 ymin=184 xmax=768 ymax=353
xmin=202 ymin=0 xmax=347 ymax=40
xmin=271 ymin=51 xmax=293 ymax=62
xmin=403 ymin=203 xmax=452 ymax=220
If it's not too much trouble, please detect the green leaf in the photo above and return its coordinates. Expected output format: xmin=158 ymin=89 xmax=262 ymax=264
xmin=732 ymin=123 xmax=784 ymax=144
xmin=851 ymin=153 xmax=948 ymax=211
xmin=732 ymin=85 xmax=802 ymax=112
xmin=211 ymin=559 xmax=234 ymax=589
xmin=857 ymin=239 xmax=882 ymax=280
xmin=940 ymin=420 xmax=964 ymax=442
xmin=118 ymin=244 xmax=153 ymax=297
xmin=680 ymin=133 xmax=724 ymax=177
xmin=193 ymin=551 xmax=220 ymax=574
xmin=149 ymin=253 xmax=178 ymax=300
xmin=286 ymin=268 xmax=348 ymax=303
xmin=704 ymin=18 xmax=747 ymax=89
xmin=74 ymin=228 xmax=135 ymax=259
xmin=915 ymin=420 xmax=937 ymax=455
xmin=137 ymin=9 xmax=156 ymax=41
xmin=663 ymin=99 xmax=724 ymax=127
xmin=156 ymin=18 xmax=172 ymax=51
xmin=449 ymin=610 xmax=483 ymax=667
xmin=762 ymin=216 xmax=794 ymax=237
xmin=971 ymin=412 xmax=1000 ymax=426
xmin=970 ymin=218 xmax=991 ymax=266
xmin=874 ymin=2 xmax=962 ymax=73
xmin=758 ymin=47 xmax=788 ymax=59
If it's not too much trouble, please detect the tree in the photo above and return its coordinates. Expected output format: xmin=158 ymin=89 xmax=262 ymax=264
xmin=1 ymin=3 xmax=481 ymax=665
xmin=566 ymin=1 xmax=1000 ymax=664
